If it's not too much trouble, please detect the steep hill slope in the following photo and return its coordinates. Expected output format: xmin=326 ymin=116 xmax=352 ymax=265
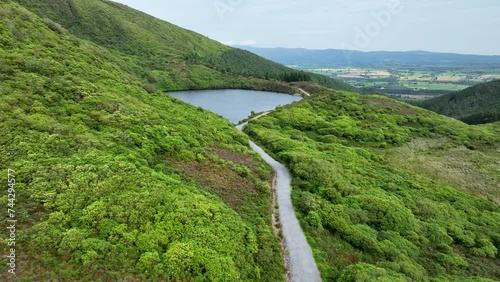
xmin=245 ymin=87 xmax=500 ymax=281
xmin=0 ymin=2 xmax=286 ymax=280
xmin=417 ymin=80 xmax=500 ymax=124
xmin=15 ymin=0 xmax=355 ymax=92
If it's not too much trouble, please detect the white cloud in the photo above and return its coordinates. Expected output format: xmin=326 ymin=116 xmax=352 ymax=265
xmin=219 ymin=40 xmax=257 ymax=46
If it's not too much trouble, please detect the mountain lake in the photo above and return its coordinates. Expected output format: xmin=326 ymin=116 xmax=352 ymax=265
xmin=168 ymin=89 xmax=302 ymax=124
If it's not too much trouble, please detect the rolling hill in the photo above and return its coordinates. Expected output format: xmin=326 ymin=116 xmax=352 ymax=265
xmin=417 ymin=80 xmax=500 ymax=124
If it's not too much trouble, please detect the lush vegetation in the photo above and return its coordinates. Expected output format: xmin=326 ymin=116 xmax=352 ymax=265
xmin=0 ymin=2 xmax=287 ymax=280
xmin=245 ymin=86 xmax=500 ymax=281
xmin=416 ymin=80 xmax=500 ymax=124
xmin=3 ymin=0 xmax=499 ymax=281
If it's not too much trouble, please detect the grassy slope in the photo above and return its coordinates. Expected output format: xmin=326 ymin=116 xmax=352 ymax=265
xmin=416 ymin=80 xmax=500 ymax=125
xmin=0 ymin=2 xmax=285 ymax=281
xmin=245 ymin=87 xmax=500 ymax=281
xmin=15 ymin=0 xmax=355 ymax=93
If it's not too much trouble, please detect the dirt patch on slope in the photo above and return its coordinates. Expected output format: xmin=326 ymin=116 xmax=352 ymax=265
xmin=364 ymin=97 xmax=420 ymax=115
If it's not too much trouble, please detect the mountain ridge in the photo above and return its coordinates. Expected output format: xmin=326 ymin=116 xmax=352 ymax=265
xmin=238 ymin=46 xmax=500 ymax=67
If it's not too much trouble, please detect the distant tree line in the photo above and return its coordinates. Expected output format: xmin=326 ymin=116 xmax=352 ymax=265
xmin=416 ymin=80 xmax=500 ymax=124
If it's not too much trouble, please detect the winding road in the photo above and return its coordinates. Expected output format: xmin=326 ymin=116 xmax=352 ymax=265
xmin=237 ymin=122 xmax=322 ymax=282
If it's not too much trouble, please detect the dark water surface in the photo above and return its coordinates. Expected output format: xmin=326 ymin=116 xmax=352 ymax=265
xmin=168 ymin=89 xmax=302 ymax=123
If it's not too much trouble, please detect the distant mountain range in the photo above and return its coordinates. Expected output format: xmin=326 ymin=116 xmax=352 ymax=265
xmin=238 ymin=46 xmax=500 ymax=68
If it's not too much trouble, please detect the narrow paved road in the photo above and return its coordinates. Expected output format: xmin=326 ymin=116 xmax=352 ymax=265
xmin=237 ymin=123 xmax=322 ymax=282
xmin=297 ymin=87 xmax=311 ymax=97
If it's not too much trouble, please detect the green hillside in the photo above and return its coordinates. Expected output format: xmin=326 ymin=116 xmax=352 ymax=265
xmin=245 ymin=87 xmax=500 ymax=281
xmin=14 ymin=0 xmax=354 ymax=92
xmin=417 ymin=80 xmax=500 ymax=125
xmin=0 ymin=2 xmax=286 ymax=281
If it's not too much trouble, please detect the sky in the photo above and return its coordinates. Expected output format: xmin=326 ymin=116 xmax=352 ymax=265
xmin=112 ymin=0 xmax=500 ymax=55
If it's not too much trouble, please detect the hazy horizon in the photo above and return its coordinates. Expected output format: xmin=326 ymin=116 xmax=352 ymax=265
xmin=236 ymin=46 xmax=500 ymax=57
xmin=112 ymin=0 xmax=500 ymax=56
